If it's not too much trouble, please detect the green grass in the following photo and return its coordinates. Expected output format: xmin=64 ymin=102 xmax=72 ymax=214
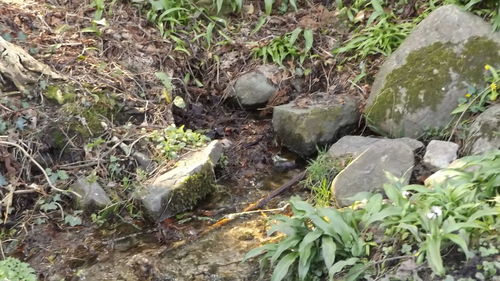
xmin=301 ymin=150 xmax=342 ymax=207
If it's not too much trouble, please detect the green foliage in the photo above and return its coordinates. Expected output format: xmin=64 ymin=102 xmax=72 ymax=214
xmin=452 ymin=64 xmax=499 ymax=115
xmin=149 ymin=124 xmax=210 ymax=159
xmin=0 ymin=257 xmax=37 ymax=281
xmin=246 ymin=150 xmax=499 ymax=279
xmin=333 ymin=13 xmax=414 ymax=59
xmin=252 ymin=28 xmax=315 ymax=66
xmin=301 ymin=150 xmax=342 ymax=207
xmin=244 ymin=197 xmax=369 ymax=281
xmin=64 ymin=211 xmax=83 ymax=226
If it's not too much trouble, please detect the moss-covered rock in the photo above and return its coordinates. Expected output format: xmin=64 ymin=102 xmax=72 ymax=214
xmin=272 ymin=94 xmax=359 ymax=157
xmin=138 ymin=140 xmax=223 ymax=221
xmin=365 ymin=5 xmax=500 ymax=138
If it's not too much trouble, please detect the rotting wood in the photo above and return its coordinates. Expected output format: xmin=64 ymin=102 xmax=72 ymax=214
xmin=0 ymin=36 xmax=64 ymax=94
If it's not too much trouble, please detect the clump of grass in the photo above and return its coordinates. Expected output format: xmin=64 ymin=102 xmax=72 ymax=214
xmin=301 ymin=149 xmax=341 ymax=207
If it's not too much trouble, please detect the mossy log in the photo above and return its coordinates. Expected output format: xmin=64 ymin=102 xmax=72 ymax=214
xmin=0 ymin=36 xmax=64 ymax=93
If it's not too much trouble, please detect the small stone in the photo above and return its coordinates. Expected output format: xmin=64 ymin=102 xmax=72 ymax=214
xmin=423 ymin=140 xmax=459 ymax=170
xmin=231 ymin=65 xmax=278 ymax=108
xmin=71 ymin=177 xmax=111 ymax=209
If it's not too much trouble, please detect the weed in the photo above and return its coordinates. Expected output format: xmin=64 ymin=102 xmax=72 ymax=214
xmin=333 ymin=14 xmax=414 ymax=59
xmin=149 ymin=124 xmax=210 ymax=159
xmin=0 ymin=257 xmax=37 ymax=281
xmin=301 ymin=150 xmax=342 ymax=207
xmin=452 ymin=64 xmax=499 ymax=115
xmin=251 ymin=28 xmax=314 ymax=66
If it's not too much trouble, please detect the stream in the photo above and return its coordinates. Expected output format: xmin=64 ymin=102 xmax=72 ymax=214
xmin=22 ymin=165 xmax=304 ymax=281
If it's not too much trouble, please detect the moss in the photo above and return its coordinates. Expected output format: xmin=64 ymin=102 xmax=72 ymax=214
xmin=161 ymin=163 xmax=215 ymax=219
xmin=365 ymin=36 xmax=500 ymax=137
xmin=45 ymin=84 xmax=76 ymax=104
xmin=61 ymin=92 xmax=120 ymax=138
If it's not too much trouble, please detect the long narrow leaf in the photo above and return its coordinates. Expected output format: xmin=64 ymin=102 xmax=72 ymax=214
xmin=271 ymin=252 xmax=298 ymax=281
xmin=322 ymin=236 xmax=337 ymax=269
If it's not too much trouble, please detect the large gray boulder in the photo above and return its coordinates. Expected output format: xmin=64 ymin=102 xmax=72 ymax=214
xmin=331 ymin=141 xmax=415 ymax=206
xmin=231 ymin=65 xmax=278 ymax=108
xmin=364 ymin=5 xmax=500 ymax=138
xmin=272 ymin=94 xmax=359 ymax=157
xmin=328 ymin=135 xmax=423 ymax=160
xmin=466 ymin=104 xmax=500 ymax=155
xmin=138 ymin=140 xmax=223 ymax=220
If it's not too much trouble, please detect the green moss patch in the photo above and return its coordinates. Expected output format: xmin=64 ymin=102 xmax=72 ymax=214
xmin=365 ymin=36 xmax=500 ymax=137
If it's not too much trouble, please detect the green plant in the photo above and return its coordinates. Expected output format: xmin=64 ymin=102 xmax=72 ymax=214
xmin=0 ymin=257 xmax=37 ymax=281
xmin=149 ymin=124 xmax=210 ymax=159
xmin=301 ymin=150 xmax=342 ymax=207
xmin=452 ymin=64 xmax=499 ymax=115
xmin=333 ymin=14 xmax=414 ymax=59
xmin=244 ymin=197 xmax=371 ymax=281
xmin=246 ymin=150 xmax=499 ymax=279
xmin=252 ymin=28 xmax=314 ymax=66
xmin=379 ymin=150 xmax=500 ymax=276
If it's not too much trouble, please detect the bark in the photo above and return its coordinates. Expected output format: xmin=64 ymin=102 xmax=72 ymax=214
xmin=0 ymin=36 xmax=64 ymax=93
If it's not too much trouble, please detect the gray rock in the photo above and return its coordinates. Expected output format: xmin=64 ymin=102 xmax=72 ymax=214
xmin=71 ymin=177 xmax=111 ymax=209
xmin=331 ymin=141 xmax=415 ymax=206
xmin=232 ymin=65 xmax=278 ymax=108
xmin=364 ymin=5 xmax=500 ymax=138
xmin=272 ymin=95 xmax=359 ymax=157
xmin=466 ymin=104 xmax=500 ymax=155
xmin=138 ymin=140 xmax=223 ymax=220
xmin=423 ymin=140 xmax=459 ymax=170
xmin=328 ymin=135 xmax=423 ymax=159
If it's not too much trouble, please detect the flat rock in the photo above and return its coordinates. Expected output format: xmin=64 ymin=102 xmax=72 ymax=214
xmin=331 ymin=141 xmax=415 ymax=206
xmin=364 ymin=5 xmax=500 ymax=138
xmin=328 ymin=135 xmax=423 ymax=159
xmin=466 ymin=104 xmax=500 ymax=155
xmin=71 ymin=177 xmax=111 ymax=209
xmin=272 ymin=94 xmax=359 ymax=157
xmin=423 ymin=140 xmax=459 ymax=170
xmin=138 ymin=140 xmax=223 ymax=220
xmin=232 ymin=65 xmax=278 ymax=108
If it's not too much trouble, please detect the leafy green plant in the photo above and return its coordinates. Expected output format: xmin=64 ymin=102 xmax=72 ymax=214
xmin=244 ymin=197 xmax=370 ymax=281
xmin=0 ymin=257 xmax=37 ymax=281
xmin=149 ymin=124 xmax=210 ymax=159
xmin=252 ymin=28 xmax=314 ymax=66
xmin=379 ymin=150 xmax=500 ymax=276
xmin=452 ymin=64 xmax=499 ymax=115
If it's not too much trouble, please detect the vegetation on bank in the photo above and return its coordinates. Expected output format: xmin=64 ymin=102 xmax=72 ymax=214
xmin=245 ymin=150 xmax=499 ymax=280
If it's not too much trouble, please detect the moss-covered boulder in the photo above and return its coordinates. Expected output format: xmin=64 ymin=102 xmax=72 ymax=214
xmin=138 ymin=140 xmax=223 ymax=221
xmin=466 ymin=104 xmax=500 ymax=155
xmin=272 ymin=94 xmax=359 ymax=157
xmin=365 ymin=5 xmax=500 ymax=138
